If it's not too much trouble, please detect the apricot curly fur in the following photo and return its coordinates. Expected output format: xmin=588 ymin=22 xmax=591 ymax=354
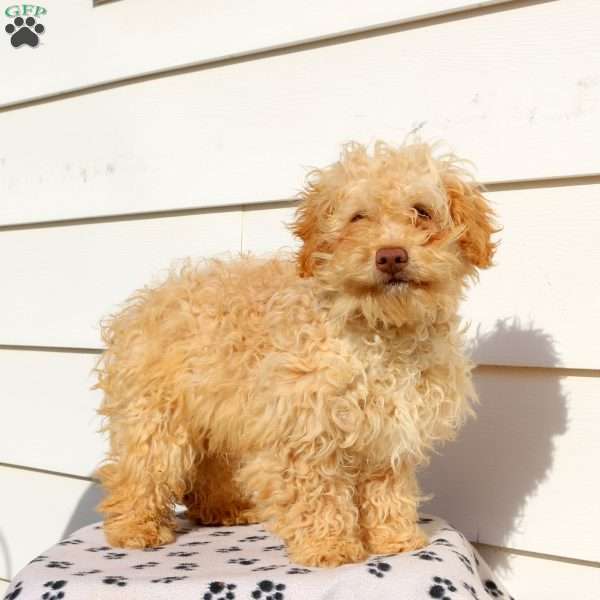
xmin=94 ymin=140 xmax=497 ymax=567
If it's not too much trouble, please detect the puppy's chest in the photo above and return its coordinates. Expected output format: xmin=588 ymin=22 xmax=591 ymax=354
xmin=345 ymin=330 xmax=435 ymax=397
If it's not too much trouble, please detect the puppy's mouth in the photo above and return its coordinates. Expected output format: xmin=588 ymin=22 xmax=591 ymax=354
xmin=380 ymin=275 xmax=427 ymax=291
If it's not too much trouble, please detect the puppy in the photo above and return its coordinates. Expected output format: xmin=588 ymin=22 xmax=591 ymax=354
xmin=95 ymin=140 xmax=497 ymax=567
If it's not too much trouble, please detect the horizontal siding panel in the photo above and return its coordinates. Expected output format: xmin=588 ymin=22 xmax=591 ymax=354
xmin=2 ymin=0 xmax=600 ymax=226
xmin=422 ymin=367 xmax=600 ymax=563
xmin=0 ymin=465 xmax=101 ymax=580
xmin=243 ymin=185 xmax=600 ymax=369
xmin=0 ymin=209 xmax=242 ymax=349
xmin=0 ymin=0 xmax=514 ymax=108
xmin=475 ymin=546 xmax=600 ymax=600
xmin=0 ymin=350 xmax=105 ymax=477
xmin=2 ymin=348 xmax=598 ymax=563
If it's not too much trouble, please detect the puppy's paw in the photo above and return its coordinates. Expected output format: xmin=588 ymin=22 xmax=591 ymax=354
xmin=289 ymin=537 xmax=368 ymax=567
xmin=104 ymin=520 xmax=175 ymax=549
xmin=365 ymin=526 xmax=428 ymax=556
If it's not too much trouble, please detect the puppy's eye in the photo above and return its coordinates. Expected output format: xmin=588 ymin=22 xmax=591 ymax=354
xmin=350 ymin=212 xmax=367 ymax=223
xmin=413 ymin=205 xmax=432 ymax=220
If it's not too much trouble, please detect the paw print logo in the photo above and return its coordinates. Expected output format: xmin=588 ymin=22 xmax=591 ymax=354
xmin=167 ymin=550 xmax=198 ymax=557
xmin=4 ymin=581 xmax=23 ymax=600
xmin=413 ymin=550 xmax=443 ymax=562
xmin=73 ymin=569 xmax=102 ymax=576
xmin=86 ymin=546 xmax=110 ymax=553
xmin=210 ymin=530 xmax=235 ymax=537
xmin=429 ymin=576 xmax=457 ymax=598
xmin=28 ymin=555 xmax=47 ymax=564
xmin=239 ymin=535 xmax=268 ymax=542
xmin=102 ymin=576 xmax=128 ymax=587
xmin=5 ymin=16 xmax=44 ymax=48
xmin=41 ymin=581 xmax=67 ymax=600
xmin=263 ymin=545 xmax=285 ymax=552
xmin=484 ymin=580 xmax=504 ymax=598
xmin=203 ymin=581 xmax=237 ymax=600
xmin=431 ymin=537 xmax=454 ymax=548
xmin=367 ymin=560 xmax=391 ymax=578
xmin=251 ymin=580 xmax=286 ymax=600
xmin=228 ymin=557 xmax=259 ymax=566
xmin=45 ymin=561 xmax=72 ymax=569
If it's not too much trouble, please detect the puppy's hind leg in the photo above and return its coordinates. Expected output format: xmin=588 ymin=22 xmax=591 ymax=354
xmin=97 ymin=418 xmax=196 ymax=549
xmin=184 ymin=455 xmax=258 ymax=526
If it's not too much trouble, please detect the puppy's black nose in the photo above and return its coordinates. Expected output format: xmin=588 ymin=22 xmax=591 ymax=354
xmin=375 ymin=247 xmax=409 ymax=274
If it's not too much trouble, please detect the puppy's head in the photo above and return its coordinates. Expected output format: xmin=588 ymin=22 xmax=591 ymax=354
xmin=292 ymin=141 xmax=498 ymax=325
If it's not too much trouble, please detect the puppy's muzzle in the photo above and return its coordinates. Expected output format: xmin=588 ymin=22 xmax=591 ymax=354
xmin=375 ymin=247 xmax=409 ymax=275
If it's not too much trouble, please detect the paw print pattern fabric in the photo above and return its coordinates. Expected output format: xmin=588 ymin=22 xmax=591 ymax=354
xmin=3 ymin=515 xmax=513 ymax=600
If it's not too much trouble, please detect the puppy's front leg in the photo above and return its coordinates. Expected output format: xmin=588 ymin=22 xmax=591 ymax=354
xmin=238 ymin=452 xmax=367 ymax=567
xmin=359 ymin=461 xmax=428 ymax=555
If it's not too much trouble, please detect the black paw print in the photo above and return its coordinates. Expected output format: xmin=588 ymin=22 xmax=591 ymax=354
xmin=429 ymin=576 xmax=457 ymax=599
xmin=431 ymin=538 xmax=454 ymax=548
xmin=203 ymin=581 xmax=236 ymax=600
xmin=5 ymin=16 xmax=44 ymax=47
xmin=103 ymin=576 xmax=128 ymax=587
xmin=367 ymin=560 xmax=391 ymax=578
xmin=228 ymin=557 xmax=259 ymax=566
xmin=46 ymin=561 xmax=72 ymax=569
xmin=414 ymin=550 xmax=443 ymax=562
xmin=210 ymin=531 xmax=235 ymax=537
xmin=251 ymin=580 xmax=286 ymax=600
xmin=216 ymin=546 xmax=242 ymax=553
xmin=175 ymin=528 xmax=192 ymax=535
xmin=263 ymin=545 xmax=285 ymax=552
xmin=142 ymin=546 xmax=166 ymax=552
xmin=41 ymin=581 xmax=67 ymax=600
xmin=151 ymin=576 xmax=188 ymax=584
xmin=286 ymin=567 xmax=311 ymax=574
xmin=73 ymin=569 xmax=102 ymax=576
xmin=58 ymin=538 xmax=83 ymax=546
xmin=104 ymin=552 xmax=127 ymax=560
xmin=239 ymin=535 xmax=268 ymax=542
xmin=29 ymin=555 xmax=47 ymax=564
xmin=463 ymin=582 xmax=480 ymax=600
xmin=86 ymin=546 xmax=110 ymax=553
xmin=174 ymin=562 xmax=198 ymax=571
xmin=418 ymin=517 xmax=434 ymax=524
xmin=167 ymin=551 xmax=198 ymax=557
xmin=484 ymin=580 xmax=504 ymax=598
xmin=180 ymin=540 xmax=210 ymax=546
xmin=132 ymin=562 xmax=159 ymax=570
xmin=252 ymin=565 xmax=284 ymax=572
xmin=4 ymin=581 xmax=23 ymax=600
xmin=453 ymin=551 xmax=474 ymax=574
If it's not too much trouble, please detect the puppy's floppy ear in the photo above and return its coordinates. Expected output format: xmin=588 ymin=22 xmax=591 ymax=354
xmin=291 ymin=173 xmax=335 ymax=278
xmin=443 ymin=173 xmax=498 ymax=269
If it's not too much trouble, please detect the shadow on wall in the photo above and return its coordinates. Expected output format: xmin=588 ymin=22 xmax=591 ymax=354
xmin=61 ymin=482 xmax=104 ymax=540
xmin=420 ymin=318 xmax=568 ymax=572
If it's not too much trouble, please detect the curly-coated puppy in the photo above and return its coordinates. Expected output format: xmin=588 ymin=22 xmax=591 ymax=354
xmin=95 ymin=140 xmax=497 ymax=567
